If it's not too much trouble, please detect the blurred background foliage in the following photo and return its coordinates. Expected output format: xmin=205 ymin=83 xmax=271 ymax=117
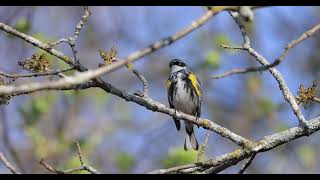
xmin=0 ymin=6 xmax=320 ymax=173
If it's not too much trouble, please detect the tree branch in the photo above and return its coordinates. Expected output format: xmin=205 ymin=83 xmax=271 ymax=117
xmin=238 ymin=153 xmax=256 ymax=174
xmin=0 ymin=107 xmax=24 ymax=172
xmin=40 ymin=141 xmax=99 ymax=174
xmin=0 ymin=9 xmax=254 ymax=148
xmin=0 ymin=152 xmax=21 ymax=174
xmin=211 ymin=23 xmax=320 ymax=79
xmin=197 ymin=132 xmax=210 ymax=162
xmin=0 ymin=67 xmax=74 ymax=79
xmin=211 ymin=66 xmax=263 ymax=79
xmin=149 ymin=116 xmax=320 ymax=174
xmin=225 ymin=11 xmax=309 ymax=129
xmin=0 ymin=7 xmax=290 ymax=174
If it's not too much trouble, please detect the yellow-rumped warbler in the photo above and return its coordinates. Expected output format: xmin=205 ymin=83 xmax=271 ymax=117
xmin=166 ymin=59 xmax=202 ymax=151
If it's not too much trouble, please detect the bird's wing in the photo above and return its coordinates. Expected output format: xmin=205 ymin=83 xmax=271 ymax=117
xmin=187 ymin=72 xmax=202 ymax=128
xmin=166 ymin=78 xmax=181 ymax=131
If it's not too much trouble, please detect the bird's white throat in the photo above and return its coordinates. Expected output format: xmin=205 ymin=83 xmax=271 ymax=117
xmin=170 ymin=65 xmax=187 ymax=74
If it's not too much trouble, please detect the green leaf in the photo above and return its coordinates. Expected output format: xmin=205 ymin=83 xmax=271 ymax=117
xmin=8 ymin=17 xmax=31 ymax=38
xmin=275 ymin=122 xmax=289 ymax=132
xmin=297 ymin=145 xmax=316 ymax=167
xmin=205 ymin=51 xmax=221 ymax=69
xmin=19 ymin=94 xmax=57 ymax=126
xmin=257 ymin=98 xmax=277 ymax=117
xmin=162 ymin=147 xmax=197 ymax=169
xmin=213 ymin=34 xmax=231 ymax=48
xmin=247 ymin=76 xmax=261 ymax=94
xmin=15 ymin=17 xmax=31 ymax=33
xmin=115 ymin=152 xmax=135 ymax=173
xmin=92 ymin=89 xmax=109 ymax=106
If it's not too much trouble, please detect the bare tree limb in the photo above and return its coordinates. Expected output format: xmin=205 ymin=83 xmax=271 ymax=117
xmin=238 ymin=153 xmax=256 ymax=174
xmin=0 ymin=107 xmax=24 ymax=172
xmin=0 ymin=80 xmax=97 ymax=97
xmin=40 ymin=141 xmax=99 ymax=174
xmin=0 ymin=10 xmax=257 ymax=150
xmin=3 ymin=7 xmax=311 ymax=174
xmin=225 ymin=11 xmax=309 ymax=129
xmin=1 ymin=7 xmax=230 ymax=81
xmin=211 ymin=67 xmax=263 ymax=79
xmin=197 ymin=132 xmax=210 ymax=162
xmin=274 ymin=23 xmax=320 ymax=67
xmin=0 ymin=152 xmax=21 ymax=174
xmin=1 ymin=73 xmax=254 ymax=148
xmin=0 ymin=67 xmax=74 ymax=79
xmin=49 ymin=6 xmax=91 ymax=64
xmin=149 ymin=116 xmax=320 ymax=174
xmin=211 ymin=23 xmax=320 ymax=80
xmin=313 ymin=97 xmax=320 ymax=103
xmin=149 ymin=10 xmax=320 ymax=174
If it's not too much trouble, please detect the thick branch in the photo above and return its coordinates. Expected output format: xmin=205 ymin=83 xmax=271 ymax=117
xmin=150 ymin=116 xmax=320 ymax=174
xmin=0 ymin=7 xmax=275 ymax=174
xmin=0 ymin=7 xmax=267 ymax=155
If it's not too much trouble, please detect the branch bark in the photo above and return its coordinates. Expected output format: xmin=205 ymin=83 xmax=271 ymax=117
xmin=0 ymin=152 xmax=21 ymax=174
xmin=2 ymin=6 xmax=318 ymax=174
xmin=149 ymin=116 xmax=320 ymax=174
xmin=211 ymin=23 xmax=320 ymax=79
xmin=224 ymin=11 xmax=309 ymax=129
xmin=40 ymin=141 xmax=99 ymax=174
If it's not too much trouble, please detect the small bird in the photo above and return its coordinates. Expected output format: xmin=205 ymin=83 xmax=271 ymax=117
xmin=166 ymin=59 xmax=202 ymax=151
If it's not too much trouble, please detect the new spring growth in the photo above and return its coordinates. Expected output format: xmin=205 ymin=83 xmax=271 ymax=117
xmin=296 ymin=81 xmax=319 ymax=109
xmin=18 ymin=53 xmax=50 ymax=73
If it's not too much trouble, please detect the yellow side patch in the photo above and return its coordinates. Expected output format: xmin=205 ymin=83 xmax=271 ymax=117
xmin=188 ymin=73 xmax=202 ymax=97
xmin=166 ymin=79 xmax=172 ymax=92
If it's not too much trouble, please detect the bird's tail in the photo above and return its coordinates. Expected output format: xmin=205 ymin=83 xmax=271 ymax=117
xmin=184 ymin=122 xmax=199 ymax=151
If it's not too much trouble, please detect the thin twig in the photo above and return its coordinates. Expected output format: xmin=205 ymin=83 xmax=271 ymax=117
xmin=112 ymin=58 xmax=149 ymax=97
xmin=0 ymin=152 xmax=21 ymax=174
xmin=49 ymin=6 xmax=91 ymax=64
xmin=39 ymin=158 xmax=64 ymax=174
xmin=40 ymin=142 xmax=99 ymax=174
xmin=0 ymin=107 xmax=24 ymax=172
xmin=75 ymin=141 xmax=84 ymax=165
xmin=212 ymin=23 xmax=320 ymax=79
xmin=211 ymin=67 xmax=263 ymax=79
xmin=68 ymin=6 xmax=91 ymax=64
xmin=0 ymin=10 xmax=257 ymax=150
xmin=312 ymin=97 xmax=320 ymax=103
xmin=274 ymin=23 xmax=320 ymax=67
xmin=149 ymin=116 xmax=320 ymax=174
xmin=131 ymin=68 xmax=149 ymax=97
xmin=197 ymin=132 xmax=210 ymax=162
xmin=238 ymin=153 xmax=256 ymax=174
xmin=0 ymin=67 xmax=74 ymax=79
xmin=227 ymin=11 xmax=309 ymax=129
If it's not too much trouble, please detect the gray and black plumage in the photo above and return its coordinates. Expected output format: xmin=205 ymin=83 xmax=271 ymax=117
xmin=166 ymin=59 xmax=202 ymax=151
